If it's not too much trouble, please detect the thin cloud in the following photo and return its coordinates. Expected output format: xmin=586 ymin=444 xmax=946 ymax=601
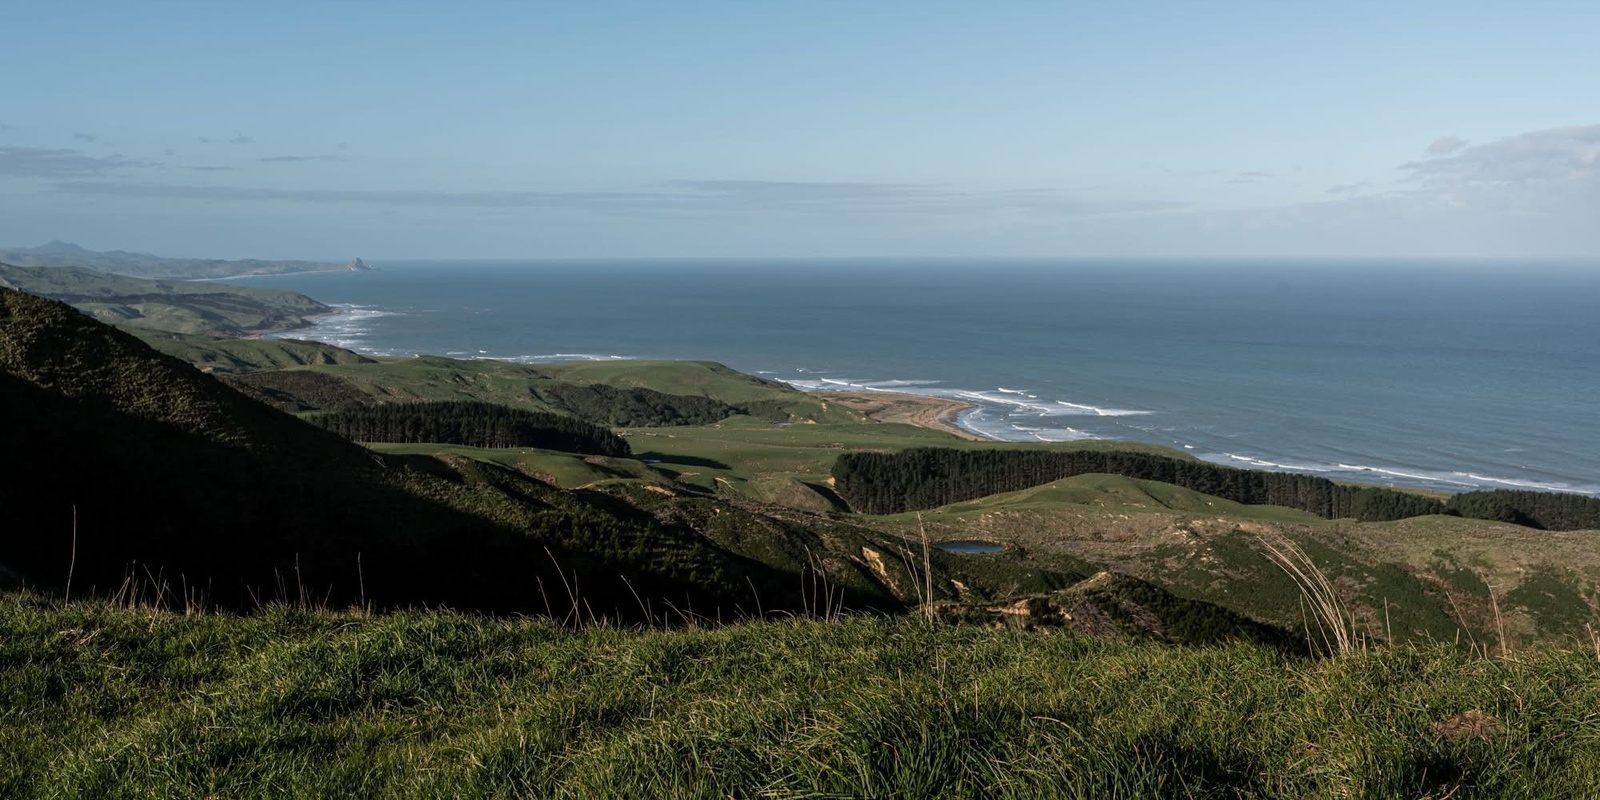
xmin=50 ymin=181 xmax=673 ymax=208
xmin=666 ymin=179 xmax=931 ymax=201
xmin=257 ymin=155 xmax=348 ymax=163
xmin=1326 ymin=182 xmax=1372 ymax=195
xmin=661 ymin=180 xmax=1184 ymax=216
xmin=199 ymin=135 xmax=254 ymax=145
xmin=1402 ymin=125 xmax=1600 ymax=186
xmin=72 ymin=132 xmax=99 ymax=143
xmin=1225 ymin=170 xmax=1272 ymax=185
xmin=1425 ymin=136 xmax=1468 ymax=156
xmin=1141 ymin=123 xmax=1600 ymax=253
xmin=50 ymin=177 xmax=1186 ymax=219
xmin=0 ymin=146 xmax=146 ymax=178
xmin=181 ymin=165 xmax=233 ymax=172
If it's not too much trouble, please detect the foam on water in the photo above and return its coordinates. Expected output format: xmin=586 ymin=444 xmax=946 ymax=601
xmin=1209 ymin=453 xmax=1600 ymax=496
xmin=267 ymin=304 xmax=398 ymax=352
xmin=488 ymin=353 xmax=633 ymax=363
xmin=1054 ymin=400 xmax=1153 ymax=417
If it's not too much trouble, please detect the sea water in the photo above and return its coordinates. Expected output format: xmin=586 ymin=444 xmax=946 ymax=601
xmin=238 ymin=259 xmax=1600 ymax=497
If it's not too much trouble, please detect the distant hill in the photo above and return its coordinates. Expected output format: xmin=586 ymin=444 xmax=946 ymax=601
xmin=132 ymin=330 xmax=377 ymax=374
xmin=0 ymin=241 xmax=371 ymax=279
xmin=0 ymin=263 xmax=331 ymax=337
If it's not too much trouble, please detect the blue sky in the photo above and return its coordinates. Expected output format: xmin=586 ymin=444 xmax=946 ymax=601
xmin=2 ymin=0 xmax=1597 ymax=259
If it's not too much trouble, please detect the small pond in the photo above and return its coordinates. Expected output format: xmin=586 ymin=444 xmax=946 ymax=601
xmin=934 ymin=540 xmax=1004 ymax=554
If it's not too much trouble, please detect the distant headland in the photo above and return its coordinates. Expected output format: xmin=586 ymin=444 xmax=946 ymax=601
xmin=0 ymin=241 xmax=372 ymax=280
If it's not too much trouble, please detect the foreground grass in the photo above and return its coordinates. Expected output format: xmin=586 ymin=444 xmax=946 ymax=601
xmin=4 ymin=598 xmax=1599 ymax=798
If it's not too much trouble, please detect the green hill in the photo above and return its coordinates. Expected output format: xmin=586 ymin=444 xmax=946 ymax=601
xmin=134 ymin=330 xmax=376 ymax=373
xmin=147 ymin=341 xmax=858 ymax=424
xmin=0 ymin=263 xmax=330 ymax=336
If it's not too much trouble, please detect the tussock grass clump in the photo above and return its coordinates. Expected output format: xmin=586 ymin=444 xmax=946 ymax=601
xmin=3 ymin=595 xmax=1599 ymax=797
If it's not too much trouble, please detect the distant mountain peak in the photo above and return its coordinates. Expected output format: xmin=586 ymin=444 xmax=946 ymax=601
xmin=33 ymin=240 xmax=92 ymax=254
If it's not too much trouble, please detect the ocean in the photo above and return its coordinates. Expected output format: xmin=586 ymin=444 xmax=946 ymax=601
xmin=237 ymin=259 xmax=1600 ymax=497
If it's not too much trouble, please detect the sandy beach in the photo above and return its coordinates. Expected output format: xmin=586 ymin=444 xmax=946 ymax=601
xmin=814 ymin=391 xmax=988 ymax=441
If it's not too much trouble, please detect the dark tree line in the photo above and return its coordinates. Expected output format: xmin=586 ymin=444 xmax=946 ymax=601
xmin=832 ymin=448 xmax=1600 ymax=531
xmin=308 ymin=401 xmax=630 ymax=456
xmin=831 ymin=448 xmax=1442 ymax=522
xmin=1445 ymin=489 xmax=1600 ymax=531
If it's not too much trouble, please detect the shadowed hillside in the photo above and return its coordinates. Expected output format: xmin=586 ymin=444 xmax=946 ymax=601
xmin=0 ymin=288 xmax=903 ymax=616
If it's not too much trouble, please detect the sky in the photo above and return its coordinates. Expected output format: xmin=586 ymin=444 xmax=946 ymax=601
xmin=2 ymin=0 xmax=1598 ymax=260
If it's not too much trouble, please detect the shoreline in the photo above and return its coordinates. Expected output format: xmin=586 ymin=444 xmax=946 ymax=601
xmin=243 ymin=305 xmax=348 ymax=340
xmin=223 ymin=288 xmax=1599 ymax=499
xmin=813 ymin=391 xmax=991 ymax=441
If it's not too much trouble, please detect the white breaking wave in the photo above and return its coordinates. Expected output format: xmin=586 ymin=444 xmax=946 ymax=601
xmin=1055 ymin=400 xmax=1153 ymax=417
xmin=951 ymin=391 xmax=1152 ymax=418
xmin=1224 ymin=453 xmax=1333 ymax=473
xmin=1025 ymin=427 xmax=1095 ymax=442
xmin=1457 ymin=472 xmax=1600 ymax=495
xmin=1209 ymin=453 xmax=1600 ymax=496
xmin=861 ymin=379 xmax=944 ymax=388
xmin=780 ymin=377 xmax=942 ymax=393
xmin=1333 ymin=463 xmax=1477 ymax=487
xmin=489 ymin=353 xmax=633 ymax=363
xmin=267 ymin=304 xmax=398 ymax=352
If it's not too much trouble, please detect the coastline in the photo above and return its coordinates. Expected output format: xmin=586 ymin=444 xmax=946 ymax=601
xmin=219 ymin=279 xmax=1599 ymax=499
xmin=244 ymin=306 xmax=348 ymax=340
xmin=814 ymin=391 xmax=990 ymax=441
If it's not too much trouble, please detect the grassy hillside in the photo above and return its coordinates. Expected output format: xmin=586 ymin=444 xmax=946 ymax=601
xmin=0 ymin=287 xmax=927 ymax=617
xmin=352 ymin=417 xmax=1600 ymax=649
xmin=4 ymin=599 xmax=1598 ymax=798
xmin=134 ymin=330 xmax=376 ymax=373
xmin=303 ymin=357 xmax=850 ymax=421
xmin=0 ymin=264 xmax=330 ymax=336
xmin=161 ymin=351 xmax=860 ymax=425
xmin=557 ymin=416 xmax=1600 ymax=649
xmin=871 ymin=477 xmax=1600 ymax=650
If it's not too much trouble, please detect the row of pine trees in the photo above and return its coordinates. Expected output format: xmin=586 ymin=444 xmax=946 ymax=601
xmin=308 ymin=400 xmax=631 ymax=457
xmin=831 ymin=448 xmax=1600 ymax=530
